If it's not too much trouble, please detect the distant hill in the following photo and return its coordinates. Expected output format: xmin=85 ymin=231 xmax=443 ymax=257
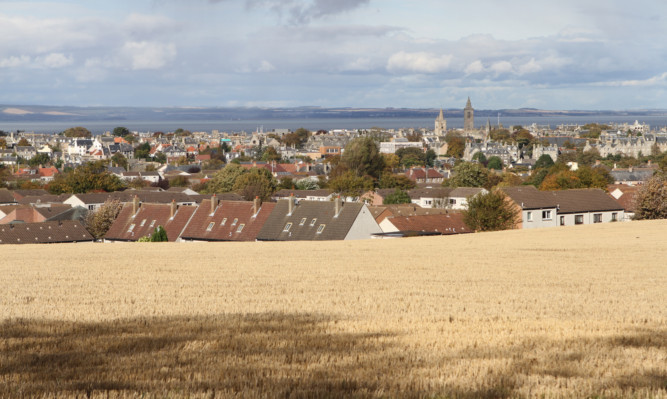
xmin=2 ymin=105 xmax=666 ymax=123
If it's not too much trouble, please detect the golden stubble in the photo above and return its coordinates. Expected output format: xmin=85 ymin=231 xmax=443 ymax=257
xmin=1 ymin=220 xmax=666 ymax=398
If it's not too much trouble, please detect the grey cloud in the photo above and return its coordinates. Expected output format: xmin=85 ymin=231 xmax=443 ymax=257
xmin=208 ymin=0 xmax=369 ymax=24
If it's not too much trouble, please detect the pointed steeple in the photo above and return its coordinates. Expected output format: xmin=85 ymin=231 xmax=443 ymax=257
xmin=465 ymin=97 xmax=472 ymax=109
xmin=438 ymin=108 xmax=444 ymax=120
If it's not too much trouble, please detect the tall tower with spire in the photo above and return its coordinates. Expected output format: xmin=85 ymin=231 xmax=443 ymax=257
xmin=434 ymin=109 xmax=447 ymax=135
xmin=464 ymin=97 xmax=474 ymax=132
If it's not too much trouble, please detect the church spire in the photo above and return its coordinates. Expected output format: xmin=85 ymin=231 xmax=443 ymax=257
xmin=466 ymin=97 xmax=472 ymax=109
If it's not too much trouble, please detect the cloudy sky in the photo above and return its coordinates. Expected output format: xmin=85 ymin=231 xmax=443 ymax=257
xmin=1 ymin=0 xmax=666 ymax=109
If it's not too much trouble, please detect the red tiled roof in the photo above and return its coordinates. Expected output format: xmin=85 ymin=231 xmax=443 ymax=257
xmin=180 ymin=199 xmax=276 ymax=241
xmin=104 ymin=202 xmax=197 ymax=242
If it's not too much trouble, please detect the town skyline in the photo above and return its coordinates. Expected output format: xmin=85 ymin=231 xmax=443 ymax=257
xmin=1 ymin=1 xmax=666 ymax=109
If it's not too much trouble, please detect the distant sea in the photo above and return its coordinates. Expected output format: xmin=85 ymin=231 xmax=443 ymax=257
xmin=2 ymin=115 xmax=667 ymax=135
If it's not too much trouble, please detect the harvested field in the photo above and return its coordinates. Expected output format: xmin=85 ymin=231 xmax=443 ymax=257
xmin=1 ymin=220 xmax=666 ymax=398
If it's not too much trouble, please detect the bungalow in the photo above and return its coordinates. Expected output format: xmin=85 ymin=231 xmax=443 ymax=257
xmin=256 ymin=196 xmax=381 ymax=241
xmin=368 ymin=204 xmax=450 ymax=225
xmin=0 ymin=204 xmax=72 ymax=224
xmin=379 ymin=212 xmax=470 ymax=236
xmin=500 ymin=186 xmax=558 ymax=229
xmin=63 ymin=191 xmax=199 ymax=211
xmin=406 ymin=167 xmax=444 ymax=184
xmin=0 ymin=220 xmax=94 ymax=245
xmin=272 ymin=189 xmax=334 ymax=202
xmin=104 ymin=198 xmax=197 ymax=242
xmin=180 ymin=197 xmax=276 ymax=242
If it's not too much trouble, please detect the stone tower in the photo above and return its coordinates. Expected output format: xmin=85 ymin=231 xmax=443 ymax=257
xmin=434 ymin=109 xmax=447 ymax=135
xmin=464 ymin=97 xmax=474 ymax=132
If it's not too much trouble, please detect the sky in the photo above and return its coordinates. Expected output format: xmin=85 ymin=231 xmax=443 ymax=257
xmin=1 ymin=0 xmax=666 ymax=110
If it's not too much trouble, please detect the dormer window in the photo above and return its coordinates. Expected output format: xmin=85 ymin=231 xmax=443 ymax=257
xmin=299 ymin=218 xmax=307 ymax=226
xmin=310 ymin=218 xmax=317 ymax=226
xmin=232 ymin=218 xmax=238 ymax=226
xmin=127 ymin=224 xmax=135 ymax=233
xmin=221 ymin=218 xmax=227 ymax=226
xmin=206 ymin=222 xmax=215 ymax=232
xmin=149 ymin=220 xmax=156 ymax=228
xmin=236 ymin=224 xmax=245 ymax=233
xmin=283 ymin=222 xmax=292 ymax=232
xmin=317 ymin=224 xmax=326 ymax=234
xmin=140 ymin=219 xmax=146 ymax=227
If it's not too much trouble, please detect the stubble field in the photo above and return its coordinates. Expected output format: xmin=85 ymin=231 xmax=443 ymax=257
xmin=1 ymin=220 xmax=666 ymax=398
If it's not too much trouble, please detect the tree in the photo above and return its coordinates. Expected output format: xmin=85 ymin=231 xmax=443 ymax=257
xmin=463 ymin=191 xmax=519 ymax=232
xmin=0 ymin=138 xmax=6 ymax=149
xmin=471 ymin=151 xmax=487 ymax=164
xmin=327 ymin=171 xmax=374 ymax=198
xmin=534 ymin=154 xmax=555 ymax=170
xmin=283 ymin=128 xmax=310 ymax=148
xmin=111 ymin=152 xmax=128 ymax=170
xmin=27 ymin=153 xmax=51 ymax=167
xmin=134 ymin=142 xmax=151 ymax=160
xmin=150 ymin=226 xmax=169 ymax=242
xmin=341 ymin=137 xmax=385 ymax=179
xmin=425 ymin=149 xmax=437 ymax=167
xmin=169 ymin=175 xmax=190 ymax=187
xmin=204 ymin=163 xmax=247 ymax=194
xmin=63 ymin=127 xmax=92 ymax=138
xmin=113 ymin=127 xmax=130 ymax=137
xmin=48 ymin=160 xmax=125 ymax=194
xmin=84 ymin=199 xmax=123 ymax=240
xmin=377 ymin=173 xmax=416 ymax=190
xmin=633 ymin=173 xmax=667 ymax=220
xmin=260 ymin=146 xmax=281 ymax=162
xmin=383 ymin=189 xmax=412 ymax=204
xmin=396 ymin=147 xmax=425 ymax=167
xmin=17 ymin=138 xmax=30 ymax=147
xmin=295 ymin=179 xmax=319 ymax=190
xmin=445 ymin=132 xmax=465 ymax=158
xmin=153 ymin=152 xmax=167 ymax=164
xmin=487 ymin=156 xmax=503 ymax=170
xmin=232 ymin=167 xmax=277 ymax=201
xmin=446 ymin=162 xmax=489 ymax=188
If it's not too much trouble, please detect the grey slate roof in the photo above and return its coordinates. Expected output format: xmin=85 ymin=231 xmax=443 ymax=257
xmin=544 ymin=189 xmax=624 ymax=214
xmin=256 ymin=199 xmax=364 ymax=241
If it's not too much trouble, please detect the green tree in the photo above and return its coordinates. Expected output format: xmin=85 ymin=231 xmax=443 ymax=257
xmin=17 ymin=137 xmax=31 ymax=147
xmin=633 ymin=173 xmax=667 ymax=220
xmin=111 ymin=152 xmax=128 ymax=170
xmin=232 ymin=167 xmax=277 ymax=201
xmin=283 ymin=128 xmax=310 ymax=148
xmin=169 ymin=175 xmax=190 ymax=187
xmin=0 ymin=138 xmax=6 ymax=149
xmin=471 ymin=152 xmax=487 ymax=164
xmin=463 ymin=191 xmax=519 ymax=232
xmin=153 ymin=152 xmax=167 ymax=164
xmin=134 ymin=142 xmax=151 ymax=159
xmin=150 ymin=225 xmax=169 ymax=242
xmin=487 ymin=156 xmax=503 ymax=170
xmin=84 ymin=199 xmax=123 ymax=240
xmin=63 ymin=127 xmax=92 ymax=138
xmin=295 ymin=179 xmax=319 ymax=190
xmin=383 ymin=189 xmax=412 ymax=204
xmin=204 ymin=163 xmax=247 ymax=193
xmin=425 ymin=149 xmax=437 ymax=167
xmin=341 ymin=137 xmax=385 ymax=179
xmin=396 ymin=147 xmax=425 ymax=167
xmin=534 ymin=154 xmax=555 ymax=170
xmin=260 ymin=146 xmax=282 ymax=162
xmin=27 ymin=153 xmax=51 ymax=167
xmin=377 ymin=173 xmax=416 ymax=190
xmin=327 ymin=171 xmax=374 ymax=198
xmin=113 ymin=127 xmax=130 ymax=137
xmin=48 ymin=160 xmax=124 ymax=194
xmin=446 ymin=162 xmax=489 ymax=188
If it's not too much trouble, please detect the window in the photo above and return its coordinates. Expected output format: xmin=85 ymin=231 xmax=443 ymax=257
xmin=236 ymin=224 xmax=245 ymax=233
xmin=449 ymin=199 xmax=456 ymax=205
xmin=310 ymin=218 xmax=317 ymax=226
xmin=542 ymin=210 xmax=552 ymax=220
xmin=299 ymin=218 xmax=307 ymax=226
xmin=575 ymin=215 xmax=584 ymax=225
xmin=127 ymin=224 xmax=135 ymax=233
xmin=527 ymin=211 xmax=533 ymax=222
xmin=206 ymin=222 xmax=215 ymax=232
xmin=140 ymin=219 xmax=146 ymax=227
xmin=594 ymin=213 xmax=602 ymax=223
xmin=232 ymin=218 xmax=238 ymax=226
xmin=317 ymin=224 xmax=326 ymax=234
xmin=560 ymin=216 xmax=565 ymax=226
xmin=88 ymin=205 xmax=95 ymax=210
xmin=611 ymin=213 xmax=617 ymax=222
xmin=149 ymin=220 xmax=156 ymax=228
xmin=283 ymin=223 xmax=292 ymax=232
xmin=221 ymin=218 xmax=227 ymax=226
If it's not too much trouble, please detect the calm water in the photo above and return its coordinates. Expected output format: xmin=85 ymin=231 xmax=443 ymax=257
xmin=2 ymin=115 xmax=667 ymax=135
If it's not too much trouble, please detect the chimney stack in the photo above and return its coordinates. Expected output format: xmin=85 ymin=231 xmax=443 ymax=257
xmin=170 ymin=200 xmax=176 ymax=219
xmin=253 ymin=196 xmax=261 ymax=215
xmin=132 ymin=195 xmax=139 ymax=215
xmin=211 ymin=194 xmax=218 ymax=214
xmin=288 ymin=193 xmax=295 ymax=215
xmin=334 ymin=195 xmax=342 ymax=217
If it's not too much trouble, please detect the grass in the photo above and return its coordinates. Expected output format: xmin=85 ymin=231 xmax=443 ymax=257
xmin=1 ymin=220 xmax=666 ymax=398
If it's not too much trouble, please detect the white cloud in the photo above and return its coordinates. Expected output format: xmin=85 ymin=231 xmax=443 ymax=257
xmin=595 ymin=72 xmax=667 ymax=87
xmin=464 ymin=60 xmax=485 ymax=75
xmin=121 ymin=41 xmax=177 ymax=70
xmin=37 ymin=53 xmax=74 ymax=68
xmin=386 ymin=51 xmax=453 ymax=74
xmin=490 ymin=61 xmax=513 ymax=75
xmin=257 ymin=60 xmax=276 ymax=72
xmin=0 ymin=55 xmax=30 ymax=68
